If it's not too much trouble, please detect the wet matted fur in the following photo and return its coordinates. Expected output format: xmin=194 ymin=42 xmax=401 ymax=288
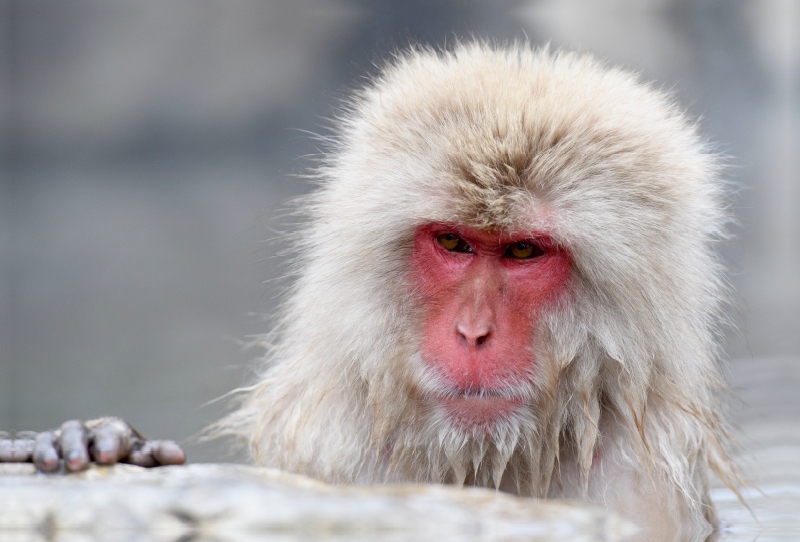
xmin=215 ymin=42 xmax=742 ymax=530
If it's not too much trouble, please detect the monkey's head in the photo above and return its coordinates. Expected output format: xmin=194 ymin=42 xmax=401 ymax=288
xmin=227 ymin=43 xmax=734 ymax=502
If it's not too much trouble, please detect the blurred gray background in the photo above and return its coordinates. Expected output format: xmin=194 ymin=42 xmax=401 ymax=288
xmin=0 ymin=0 xmax=798 ymax=463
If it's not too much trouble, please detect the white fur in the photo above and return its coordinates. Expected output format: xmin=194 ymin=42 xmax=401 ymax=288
xmin=215 ymin=43 xmax=742 ymax=535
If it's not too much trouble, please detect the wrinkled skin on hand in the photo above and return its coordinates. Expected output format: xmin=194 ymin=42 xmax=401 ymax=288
xmin=0 ymin=418 xmax=185 ymax=472
xmin=0 ymin=431 xmax=35 ymax=463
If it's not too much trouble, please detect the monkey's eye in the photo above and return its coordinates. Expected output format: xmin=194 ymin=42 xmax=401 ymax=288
xmin=505 ymin=242 xmax=544 ymax=259
xmin=437 ymin=234 xmax=473 ymax=253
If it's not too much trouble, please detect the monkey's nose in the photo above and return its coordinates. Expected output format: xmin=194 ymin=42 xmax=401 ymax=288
xmin=456 ymin=322 xmax=493 ymax=349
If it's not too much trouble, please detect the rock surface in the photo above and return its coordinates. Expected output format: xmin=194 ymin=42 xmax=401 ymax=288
xmin=0 ymin=463 xmax=635 ymax=542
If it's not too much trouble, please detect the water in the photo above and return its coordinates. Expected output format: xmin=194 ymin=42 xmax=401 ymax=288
xmin=714 ymin=357 xmax=800 ymax=540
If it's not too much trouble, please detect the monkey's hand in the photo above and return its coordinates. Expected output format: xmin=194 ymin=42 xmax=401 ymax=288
xmin=0 ymin=418 xmax=185 ymax=473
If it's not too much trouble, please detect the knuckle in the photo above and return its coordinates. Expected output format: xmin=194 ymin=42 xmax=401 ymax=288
xmin=60 ymin=419 xmax=84 ymax=430
xmin=34 ymin=431 xmax=55 ymax=445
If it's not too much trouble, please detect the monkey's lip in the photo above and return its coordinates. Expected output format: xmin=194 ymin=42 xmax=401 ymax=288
xmin=437 ymin=385 xmax=526 ymax=400
xmin=436 ymin=390 xmax=524 ymax=429
xmin=453 ymin=389 xmax=507 ymax=398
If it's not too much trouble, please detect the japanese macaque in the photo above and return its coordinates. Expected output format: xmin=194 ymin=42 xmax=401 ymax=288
xmin=217 ymin=43 xmax=742 ymax=538
xmin=3 ymin=44 xmax=742 ymax=539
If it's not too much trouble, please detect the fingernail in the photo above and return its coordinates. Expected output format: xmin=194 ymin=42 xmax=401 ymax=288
xmin=42 ymin=454 xmax=59 ymax=471
xmin=95 ymin=447 xmax=113 ymax=463
xmin=67 ymin=450 xmax=84 ymax=468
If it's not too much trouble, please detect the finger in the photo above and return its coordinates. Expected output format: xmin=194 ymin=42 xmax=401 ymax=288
xmin=16 ymin=439 xmax=35 ymax=462
xmin=33 ymin=432 xmax=61 ymax=472
xmin=0 ymin=439 xmax=13 ymax=462
xmin=0 ymin=438 xmax=34 ymax=462
xmin=153 ymin=440 xmax=186 ymax=466
xmin=89 ymin=418 xmax=133 ymax=464
xmin=127 ymin=440 xmax=185 ymax=467
xmin=127 ymin=440 xmax=157 ymax=467
xmin=59 ymin=420 xmax=90 ymax=472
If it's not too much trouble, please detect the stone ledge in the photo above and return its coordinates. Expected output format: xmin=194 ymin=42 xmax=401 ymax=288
xmin=0 ymin=463 xmax=634 ymax=541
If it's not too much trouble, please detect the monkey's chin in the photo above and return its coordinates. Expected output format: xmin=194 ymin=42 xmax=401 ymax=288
xmin=438 ymin=395 xmax=523 ymax=436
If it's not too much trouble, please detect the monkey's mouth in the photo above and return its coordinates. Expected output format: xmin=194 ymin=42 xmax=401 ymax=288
xmin=446 ymin=389 xmax=503 ymax=399
xmin=434 ymin=387 xmax=525 ymax=431
xmin=438 ymin=384 xmax=527 ymax=400
xmin=460 ymin=388 xmax=503 ymax=398
xmin=439 ymin=394 xmax=523 ymax=432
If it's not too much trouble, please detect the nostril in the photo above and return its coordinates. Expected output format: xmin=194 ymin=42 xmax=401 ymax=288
xmin=457 ymin=323 xmax=492 ymax=348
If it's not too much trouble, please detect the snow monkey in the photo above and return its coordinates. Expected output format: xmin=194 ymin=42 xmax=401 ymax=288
xmin=3 ymin=44 xmax=742 ymax=539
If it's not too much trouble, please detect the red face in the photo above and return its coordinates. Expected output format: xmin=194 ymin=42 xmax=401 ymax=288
xmin=410 ymin=223 xmax=572 ymax=433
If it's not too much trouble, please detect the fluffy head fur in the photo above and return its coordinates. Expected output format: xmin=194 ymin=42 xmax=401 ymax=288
xmin=217 ymin=43 xmax=740 ymax=517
